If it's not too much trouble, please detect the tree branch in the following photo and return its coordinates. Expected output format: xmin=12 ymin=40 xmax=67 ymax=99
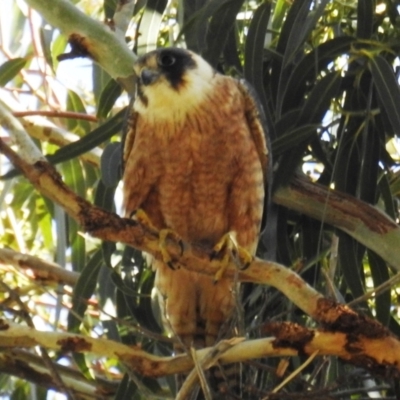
xmin=0 ymin=319 xmax=399 ymax=378
xmin=0 ymin=349 xmax=116 ymax=398
xmin=24 ymin=0 xmax=137 ymax=92
xmin=0 ymin=248 xmax=79 ymax=286
xmin=274 ymin=178 xmax=400 ymax=272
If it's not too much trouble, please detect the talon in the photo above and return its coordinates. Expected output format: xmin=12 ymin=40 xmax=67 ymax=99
xmin=159 ymin=228 xmax=182 ymax=270
xmin=236 ymin=246 xmax=253 ymax=270
xmin=177 ymin=238 xmax=184 ymax=256
xmin=212 ymin=233 xmax=235 ymax=283
xmin=212 ymin=232 xmax=254 ymax=281
xmin=213 ymin=252 xmax=230 ymax=283
xmin=133 ymin=208 xmax=158 ymax=231
xmin=240 ymin=261 xmax=251 ymax=270
xmin=210 ymin=249 xmax=218 ymax=261
xmin=167 ymin=261 xmax=177 ymax=270
xmin=130 ymin=209 xmax=184 ymax=270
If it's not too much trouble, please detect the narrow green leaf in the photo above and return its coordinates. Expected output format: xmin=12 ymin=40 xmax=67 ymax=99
xmin=367 ymin=250 xmax=391 ymax=327
xmin=51 ymin=33 xmax=68 ymax=72
xmin=177 ymin=1 xmax=208 ymax=51
xmin=275 ymin=108 xmax=302 ymax=137
xmin=39 ymin=25 xmax=55 ymax=70
xmin=66 ymin=90 xmax=86 ymax=115
xmin=114 ymin=374 xmax=138 ymax=400
xmin=271 ymin=0 xmax=289 ymax=32
xmin=10 ymin=383 xmax=28 ymax=400
xmin=202 ymin=0 xmax=245 ymax=67
xmin=275 ymin=207 xmax=293 ymax=265
xmin=68 ymin=249 xmax=103 ymax=380
xmin=338 ymin=232 xmax=366 ymax=301
xmin=298 ymin=72 xmax=342 ymax=125
xmin=101 ymin=142 xmax=122 ymax=187
xmin=92 ymin=63 xmax=112 ymax=107
xmin=275 ymin=0 xmax=330 ymax=116
xmin=0 ymin=58 xmax=27 ymax=87
xmin=104 ymin=0 xmax=118 ymax=20
xmin=369 ymin=55 xmax=400 ymax=136
xmin=273 ymin=73 xmax=341 ymax=189
xmin=146 ymin=0 xmax=168 ymax=12
xmin=359 ymin=90 xmax=380 ymax=204
xmin=137 ymin=0 xmax=168 ymax=53
xmin=68 ymin=249 xmax=103 ymax=333
xmin=357 ymin=0 xmax=374 ymax=39
xmin=244 ymin=2 xmax=272 ymax=106
xmin=95 ymin=171 xmax=117 ymax=212
xmin=8 ymin=3 xmax=25 ymax=54
xmin=281 ymin=37 xmax=354 ymax=114
xmin=97 ymin=78 xmax=123 ymax=119
xmin=62 ymin=159 xmax=86 ymax=272
xmin=36 ymin=196 xmax=54 ymax=252
xmin=134 ymin=273 xmax=162 ymax=333
xmin=282 ymin=0 xmax=330 ymax=69
xmin=272 ymin=124 xmax=320 ymax=156
xmin=66 ymin=89 xmax=91 ymax=134
xmin=188 ymin=0 xmax=235 ymax=54
xmin=222 ymin=28 xmax=242 ymax=72
xmin=379 ymin=173 xmax=396 ymax=220
xmin=49 ymin=108 xmax=126 ymax=164
xmin=275 ymin=0 xmax=312 ymax=56
xmin=0 ymin=108 xmax=126 ymax=180
xmin=94 ymin=179 xmax=117 ymax=270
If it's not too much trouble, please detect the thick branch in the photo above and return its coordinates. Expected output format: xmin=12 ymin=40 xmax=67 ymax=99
xmin=0 ymin=319 xmax=399 ymax=378
xmin=24 ymin=0 xmax=137 ymax=91
xmin=0 ymin=248 xmax=79 ymax=286
xmin=275 ymin=178 xmax=400 ymax=271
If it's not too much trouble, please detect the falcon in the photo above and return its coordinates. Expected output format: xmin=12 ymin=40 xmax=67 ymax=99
xmin=122 ymin=47 xmax=269 ymax=393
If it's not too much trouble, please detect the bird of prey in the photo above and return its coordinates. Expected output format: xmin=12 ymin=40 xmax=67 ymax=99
xmin=122 ymin=47 xmax=269 ymax=395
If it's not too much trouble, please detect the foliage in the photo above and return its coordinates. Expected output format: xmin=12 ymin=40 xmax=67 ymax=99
xmin=0 ymin=0 xmax=400 ymax=398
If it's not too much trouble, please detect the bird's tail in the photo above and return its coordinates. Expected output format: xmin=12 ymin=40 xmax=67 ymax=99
xmin=153 ymin=261 xmax=242 ymax=398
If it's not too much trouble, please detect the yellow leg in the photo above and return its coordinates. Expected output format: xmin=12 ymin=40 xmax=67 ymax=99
xmin=133 ymin=208 xmax=158 ymax=231
xmin=133 ymin=209 xmax=183 ymax=270
xmin=211 ymin=232 xmax=254 ymax=282
xmin=159 ymin=228 xmax=183 ymax=270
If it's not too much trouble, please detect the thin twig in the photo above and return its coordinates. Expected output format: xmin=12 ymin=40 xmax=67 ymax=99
xmin=13 ymin=110 xmax=98 ymax=122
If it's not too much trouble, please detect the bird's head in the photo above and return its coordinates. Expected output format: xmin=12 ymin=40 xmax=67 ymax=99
xmin=133 ymin=48 xmax=215 ymax=120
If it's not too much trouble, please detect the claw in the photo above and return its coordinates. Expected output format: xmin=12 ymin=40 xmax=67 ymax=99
xmin=133 ymin=208 xmax=158 ymax=231
xmin=132 ymin=209 xmax=183 ymax=270
xmin=159 ymin=228 xmax=183 ymax=270
xmin=211 ymin=232 xmax=254 ymax=282
xmin=236 ymin=246 xmax=253 ymax=270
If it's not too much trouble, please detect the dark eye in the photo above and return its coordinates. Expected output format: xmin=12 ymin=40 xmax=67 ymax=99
xmin=158 ymin=54 xmax=176 ymax=67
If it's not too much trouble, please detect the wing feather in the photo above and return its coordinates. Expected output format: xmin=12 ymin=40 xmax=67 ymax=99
xmin=236 ymin=79 xmax=272 ymax=232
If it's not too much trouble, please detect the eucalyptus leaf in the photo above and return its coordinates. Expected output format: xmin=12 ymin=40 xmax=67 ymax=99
xmin=369 ymin=55 xmax=400 ymax=137
xmin=0 ymin=58 xmax=27 ymax=87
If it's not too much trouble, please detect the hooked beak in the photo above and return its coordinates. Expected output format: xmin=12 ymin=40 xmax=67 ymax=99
xmin=139 ymin=69 xmax=160 ymax=86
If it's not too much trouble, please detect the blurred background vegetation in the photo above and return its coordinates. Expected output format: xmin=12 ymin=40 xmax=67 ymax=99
xmin=1 ymin=0 xmax=400 ymax=398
